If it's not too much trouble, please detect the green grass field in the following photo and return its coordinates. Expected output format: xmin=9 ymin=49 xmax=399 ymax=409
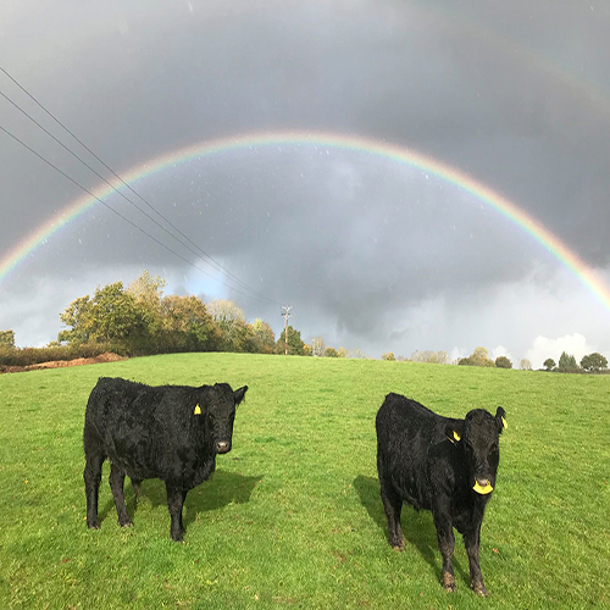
xmin=1 ymin=353 xmax=608 ymax=609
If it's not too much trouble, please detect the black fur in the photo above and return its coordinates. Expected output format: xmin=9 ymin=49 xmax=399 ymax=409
xmin=83 ymin=377 xmax=248 ymax=541
xmin=376 ymin=392 xmax=505 ymax=596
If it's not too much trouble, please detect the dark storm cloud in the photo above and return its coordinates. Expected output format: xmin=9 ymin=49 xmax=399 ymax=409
xmin=1 ymin=0 xmax=610 ymax=358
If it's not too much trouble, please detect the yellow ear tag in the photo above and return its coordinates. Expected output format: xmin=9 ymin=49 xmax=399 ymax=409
xmin=501 ymin=416 xmax=508 ymax=430
xmin=194 ymin=405 xmax=201 ymax=415
xmin=453 ymin=430 xmax=461 ymax=442
xmin=473 ymin=481 xmax=494 ymax=495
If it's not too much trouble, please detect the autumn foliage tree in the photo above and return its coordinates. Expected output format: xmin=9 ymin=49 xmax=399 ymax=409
xmin=0 ymin=330 xmax=16 ymax=349
xmin=57 ymin=272 xmax=279 ymax=357
xmin=459 ymin=346 xmax=495 ymax=367
xmin=159 ymin=295 xmax=221 ymax=352
xmin=58 ymin=282 xmax=153 ymax=352
xmin=251 ymin=319 xmax=276 ymax=354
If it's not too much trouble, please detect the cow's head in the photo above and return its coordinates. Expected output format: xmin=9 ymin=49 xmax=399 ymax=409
xmin=198 ymin=384 xmax=248 ymax=454
xmin=447 ymin=407 xmax=506 ymax=496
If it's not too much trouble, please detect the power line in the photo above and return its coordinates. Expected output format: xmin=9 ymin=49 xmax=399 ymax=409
xmin=0 ymin=65 xmax=283 ymax=306
xmin=0 ymin=122 xmax=275 ymax=306
xmin=0 ymin=86 xmax=269 ymax=301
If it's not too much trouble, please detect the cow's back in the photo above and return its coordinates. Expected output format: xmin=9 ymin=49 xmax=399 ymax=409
xmin=376 ymin=393 xmax=458 ymax=510
xmin=84 ymin=377 xmax=200 ymax=480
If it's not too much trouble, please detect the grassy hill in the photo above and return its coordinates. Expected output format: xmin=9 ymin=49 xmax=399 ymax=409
xmin=1 ymin=353 xmax=608 ymax=608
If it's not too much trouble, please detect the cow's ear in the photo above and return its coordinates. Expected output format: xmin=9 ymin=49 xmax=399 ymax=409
xmin=445 ymin=425 xmax=461 ymax=444
xmin=233 ymin=385 xmax=248 ymax=406
xmin=495 ymin=406 xmax=507 ymax=434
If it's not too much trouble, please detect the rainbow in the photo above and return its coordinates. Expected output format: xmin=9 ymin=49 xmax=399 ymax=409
xmin=1 ymin=129 xmax=609 ymax=310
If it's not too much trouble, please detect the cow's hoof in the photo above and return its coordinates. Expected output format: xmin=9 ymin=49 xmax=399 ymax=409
xmin=442 ymin=573 xmax=456 ymax=592
xmin=472 ymin=583 xmax=488 ymax=597
xmin=391 ymin=540 xmax=405 ymax=551
xmin=87 ymin=518 xmax=100 ymax=530
xmin=119 ymin=519 xmax=133 ymax=528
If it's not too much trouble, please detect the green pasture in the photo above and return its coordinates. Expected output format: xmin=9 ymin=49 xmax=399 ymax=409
xmin=0 ymin=353 xmax=608 ymax=608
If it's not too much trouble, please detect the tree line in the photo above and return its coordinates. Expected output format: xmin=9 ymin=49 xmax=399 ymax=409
xmin=1 ymin=272 xmax=608 ymax=373
xmin=0 ymin=272 xmax=350 ymax=366
xmin=54 ymin=271 xmax=311 ymax=356
xmin=456 ymin=346 xmax=607 ymax=373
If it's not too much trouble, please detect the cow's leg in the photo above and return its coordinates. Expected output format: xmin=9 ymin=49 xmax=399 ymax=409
xmin=379 ymin=476 xmax=404 ymax=550
xmin=432 ymin=505 xmax=456 ymax=592
xmin=166 ymin=484 xmax=186 ymax=542
xmin=131 ymin=478 xmax=142 ymax=502
xmin=464 ymin=523 xmax=488 ymax=596
xmin=84 ymin=450 xmax=104 ymax=529
xmin=109 ymin=462 xmax=133 ymax=527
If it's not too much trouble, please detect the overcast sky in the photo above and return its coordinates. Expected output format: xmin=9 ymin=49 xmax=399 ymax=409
xmin=2 ymin=0 xmax=610 ymax=368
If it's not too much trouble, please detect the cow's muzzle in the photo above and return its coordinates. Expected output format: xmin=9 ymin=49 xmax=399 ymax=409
xmin=215 ymin=440 xmax=231 ymax=454
xmin=473 ymin=478 xmax=494 ymax=495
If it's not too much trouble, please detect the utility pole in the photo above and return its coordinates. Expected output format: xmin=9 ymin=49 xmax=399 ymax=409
xmin=281 ymin=306 xmax=292 ymax=355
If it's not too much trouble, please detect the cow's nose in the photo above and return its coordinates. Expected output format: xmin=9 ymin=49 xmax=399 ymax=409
xmin=472 ymin=477 xmax=494 ymax=495
xmin=216 ymin=441 xmax=230 ymax=453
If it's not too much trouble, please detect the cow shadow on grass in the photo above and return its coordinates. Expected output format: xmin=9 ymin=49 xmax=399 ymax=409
xmin=353 ymin=475 xmax=470 ymax=586
xmin=98 ymin=470 xmax=261 ymax=529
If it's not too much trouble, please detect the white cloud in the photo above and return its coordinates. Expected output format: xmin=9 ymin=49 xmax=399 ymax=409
xmin=525 ymin=333 xmax=599 ymax=370
xmin=491 ymin=345 xmax=514 ymax=364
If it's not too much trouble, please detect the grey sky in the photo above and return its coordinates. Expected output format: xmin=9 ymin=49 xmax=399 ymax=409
xmin=1 ymin=0 xmax=610 ymax=367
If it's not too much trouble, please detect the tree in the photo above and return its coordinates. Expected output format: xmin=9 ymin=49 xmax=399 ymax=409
xmin=82 ymin=282 xmax=153 ymax=351
xmin=207 ymin=299 xmax=251 ymax=352
xmin=0 ymin=330 xmax=16 ymax=349
xmin=495 ymin=356 xmax=512 ymax=369
xmin=458 ymin=356 xmax=475 ymax=366
xmin=520 ymin=359 xmax=533 ymax=371
xmin=337 ymin=347 xmax=348 ymax=358
xmin=311 ymin=336 xmax=326 ymax=357
xmin=411 ymin=350 xmax=450 ymax=364
xmin=277 ymin=325 xmax=305 ymax=355
xmin=207 ymin=299 xmax=246 ymax=325
xmin=382 ymin=352 xmax=396 ymax=361
xmin=580 ymin=352 xmax=608 ymax=373
xmin=349 ymin=348 xmax=368 ymax=360
xmin=58 ymin=279 xmax=158 ymax=352
xmin=557 ymin=351 xmax=578 ymax=373
xmin=127 ymin=270 xmax=165 ymax=308
xmin=159 ymin=295 xmax=221 ymax=352
xmin=58 ymin=295 xmax=93 ymax=344
xmin=543 ymin=358 xmax=556 ymax=371
xmin=458 ymin=347 xmax=495 ymax=367
xmin=251 ymin=319 xmax=276 ymax=354
xmin=325 ymin=347 xmax=339 ymax=358
xmin=435 ymin=351 xmax=450 ymax=365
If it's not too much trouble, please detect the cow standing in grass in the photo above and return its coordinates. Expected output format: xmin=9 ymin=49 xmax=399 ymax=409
xmin=376 ymin=392 xmax=506 ymax=596
xmin=84 ymin=377 xmax=248 ymax=541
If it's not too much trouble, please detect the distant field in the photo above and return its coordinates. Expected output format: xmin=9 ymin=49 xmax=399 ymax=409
xmin=1 ymin=353 xmax=608 ymax=609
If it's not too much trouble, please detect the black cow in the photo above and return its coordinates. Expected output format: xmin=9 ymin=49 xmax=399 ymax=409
xmin=84 ymin=377 xmax=248 ymax=541
xmin=376 ymin=392 xmax=506 ymax=596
